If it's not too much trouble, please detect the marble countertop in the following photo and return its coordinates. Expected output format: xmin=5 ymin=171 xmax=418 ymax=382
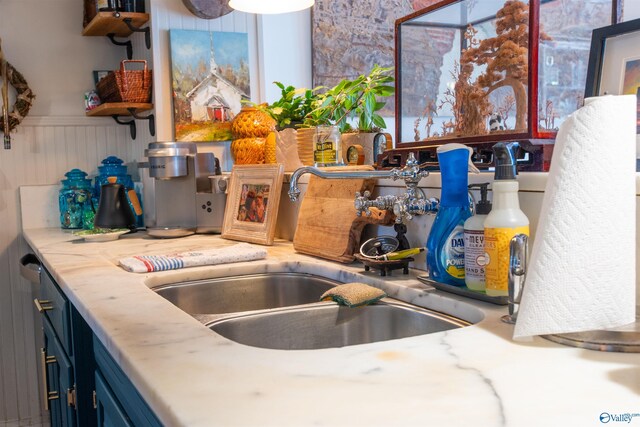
xmin=24 ymin=228 xmax=640 ymax=427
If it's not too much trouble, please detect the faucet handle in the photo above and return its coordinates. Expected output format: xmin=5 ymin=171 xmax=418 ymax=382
xmin=354 ymin=191 xmax=372 ymax=217
xmin=501 ymin=234 xmax=528 ymax=325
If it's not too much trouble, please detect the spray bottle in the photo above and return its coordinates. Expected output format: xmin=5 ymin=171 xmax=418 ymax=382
xmin=426 ymin=143 xmax=478 ymax=286
xmin=464 ymin=183 xmax=491 ymax=291
xmin=484 ymin=142 xmax=529 ymax=297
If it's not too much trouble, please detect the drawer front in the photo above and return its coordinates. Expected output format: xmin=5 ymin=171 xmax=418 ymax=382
xmin=39 ymin=269 xmax=72 ymax=356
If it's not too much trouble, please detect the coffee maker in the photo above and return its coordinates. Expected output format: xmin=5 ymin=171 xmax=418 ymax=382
xmin=141 ymin=142 xmax=227 ymax=237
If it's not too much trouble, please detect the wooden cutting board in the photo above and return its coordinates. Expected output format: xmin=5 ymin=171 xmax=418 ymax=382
xmin=293 ymin=166 xmax=394 ymax=263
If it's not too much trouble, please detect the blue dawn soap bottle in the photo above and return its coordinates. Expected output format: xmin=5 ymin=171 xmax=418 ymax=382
xmin=426 ymin=143 xmax=478 ymax=286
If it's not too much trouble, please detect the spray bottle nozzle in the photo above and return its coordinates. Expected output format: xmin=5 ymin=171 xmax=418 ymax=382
xmin=492 ymin=142 xmax=519 ymax=180
xmin=468 ymin=183 xmax=492 ymax=215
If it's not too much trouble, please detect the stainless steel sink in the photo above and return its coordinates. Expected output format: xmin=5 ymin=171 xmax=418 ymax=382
xmin=154 ymin=272 xmax=472 ymax=350
xmin=209 ymin=300 xmax=470 ymax=350
xmin=154 ymin=273 xmax=339 ymax=314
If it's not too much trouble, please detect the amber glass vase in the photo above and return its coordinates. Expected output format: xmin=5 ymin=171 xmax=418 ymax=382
xmin=230 ymin=107 xmax=276 ymax=165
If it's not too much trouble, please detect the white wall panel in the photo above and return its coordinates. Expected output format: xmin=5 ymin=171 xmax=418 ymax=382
xmin=0 ymin=121 xmax=128 ymax=426
xmin=136 ymin=0 xmax=260 ymax=171
xmin=0 ymin=0 xmax=262 ymax=423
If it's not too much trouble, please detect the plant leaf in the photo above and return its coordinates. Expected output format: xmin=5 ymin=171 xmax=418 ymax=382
xmin=372 ymin=114 xmax=387 ymax=129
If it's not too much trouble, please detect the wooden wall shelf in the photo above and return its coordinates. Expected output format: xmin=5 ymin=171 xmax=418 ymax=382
xmin=86 ymin=103 xmax=152 ymax=116
xmin=86 ymin=103 xmax=155 ymax=140
xmin=82 ymin=12 xmax=149 ymax=37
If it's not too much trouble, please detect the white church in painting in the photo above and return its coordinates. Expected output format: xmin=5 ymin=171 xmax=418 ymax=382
xmin=186 ymin=33 xmax=248 ymax=123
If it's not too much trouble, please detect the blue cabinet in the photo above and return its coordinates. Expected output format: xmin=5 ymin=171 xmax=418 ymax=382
xmin=43 ymin=318 xmax=75 ymax=427
xmin=95 ymin=371 xmax=133 ymax=427
xmin=35 ymin=265 xmax=160 ymax=427
xmin=93 ymin=337 xmax=161 ymax=427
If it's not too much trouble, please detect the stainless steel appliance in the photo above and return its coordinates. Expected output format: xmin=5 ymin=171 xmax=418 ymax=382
xmin=141 ymin=142 xmax=227 ymax=237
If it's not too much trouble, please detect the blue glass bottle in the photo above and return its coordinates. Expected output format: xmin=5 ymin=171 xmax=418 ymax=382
xmin=426 ymin=144 xmax=473 ymax=286
xmin=59 ymin=169 xmax=97 ymax=229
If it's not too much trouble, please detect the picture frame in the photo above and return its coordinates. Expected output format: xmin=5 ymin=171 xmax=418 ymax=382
xmin=585 ymin=17 xmax=640 ymax=99
xmin=221 ymin=164 xmax=284 ymax=246
xmin=169 ymin=29 xmax=250 ymax=142
xmin=93 ymin=70 xmax=110 ymax=86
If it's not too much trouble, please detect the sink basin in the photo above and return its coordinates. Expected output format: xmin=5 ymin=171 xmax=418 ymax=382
xmin=155 ymin=272 xmax=473 ymax=350
xmin=209 ymin=300 xmax=470 ymax=350
xmin=154 ymin=273 xmax=339 ymax=314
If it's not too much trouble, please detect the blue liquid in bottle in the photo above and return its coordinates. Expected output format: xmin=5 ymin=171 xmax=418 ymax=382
xmin=426 ymin=144 xmax=473 ymax=286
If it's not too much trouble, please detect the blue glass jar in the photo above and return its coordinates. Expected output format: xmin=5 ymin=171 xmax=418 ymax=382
xmin=59 ymin=169 xmax=97 ymax=229
xmin=94 ymin=156 xmax=134 ymax=198
xmin=94 ymin=156 xmax=143 ymax=228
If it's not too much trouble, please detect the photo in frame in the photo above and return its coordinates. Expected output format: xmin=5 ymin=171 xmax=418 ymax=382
xmin=221 ymin=164 xmax=284 ymax=246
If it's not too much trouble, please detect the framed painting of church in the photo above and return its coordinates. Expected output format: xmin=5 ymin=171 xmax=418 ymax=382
xmin=169 ymin=29 xmax=250 ymax=141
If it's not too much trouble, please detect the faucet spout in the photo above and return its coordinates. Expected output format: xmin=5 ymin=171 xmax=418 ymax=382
xmin=288 ymin=166 xmax=392 ymax=202
xmin=288 ymin=153 xmax=432 ymax=224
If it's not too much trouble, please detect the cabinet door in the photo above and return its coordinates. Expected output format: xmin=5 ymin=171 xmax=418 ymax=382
xmin=95 ymin=371 xmax=133 ymax=427
xmin=43 ymin=318 xmax=76 ymax=427
xmin=40 ymin=268 xmax=72 ymax=355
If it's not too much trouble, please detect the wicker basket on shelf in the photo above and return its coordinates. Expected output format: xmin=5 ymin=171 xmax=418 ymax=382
xmin=96 ymin=60 xmax=152 ymax=103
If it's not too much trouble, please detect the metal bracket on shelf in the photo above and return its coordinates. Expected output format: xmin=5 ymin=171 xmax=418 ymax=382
xmin=122 ymin=18 xmax=151 ymax=50
xmin=128 ymin=108 xmax=155 ymax=137
xmin=112 ymin=115 xmax=136 ymax=140
xmin=107 ymin=33 xmax=133 ymax=60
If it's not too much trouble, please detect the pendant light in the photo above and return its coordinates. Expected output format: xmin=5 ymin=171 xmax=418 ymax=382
xmin=228 ymin=0 xmax=314 ymax=14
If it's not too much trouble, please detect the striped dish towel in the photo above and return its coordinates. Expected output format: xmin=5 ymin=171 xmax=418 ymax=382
xmin=118 ymin=243 xmax=268 ymax=273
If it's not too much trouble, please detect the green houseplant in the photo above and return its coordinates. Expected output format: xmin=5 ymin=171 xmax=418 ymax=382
xmin=303 ymin=65 xmax=394 ymax=133
xmin=248 ymin=66 xmax=394 ymax=166
xmin=303 ymin=65 xmax=395 ymax=165
xmin=251 ymin=82 xmax=319 ymax=130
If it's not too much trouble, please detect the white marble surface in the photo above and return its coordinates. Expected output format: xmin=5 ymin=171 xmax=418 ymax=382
xmin=23 ymin=228 xmax=640 ymax=427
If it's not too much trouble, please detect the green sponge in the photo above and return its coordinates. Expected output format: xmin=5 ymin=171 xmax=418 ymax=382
xmin=320 ymin=283 xmax=387 ymax=308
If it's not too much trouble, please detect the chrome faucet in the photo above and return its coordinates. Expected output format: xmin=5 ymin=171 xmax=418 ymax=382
xmin=501 ymin=234 xmax=529 ymax=324
xmin=288 ymin=153 xmax=439 ymax=224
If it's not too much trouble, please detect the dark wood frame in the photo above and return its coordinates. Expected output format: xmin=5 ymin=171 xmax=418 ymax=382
xmin=386 ymin=0 xmax=620 ymax=171
xmin=585 ymin=17 xmax=640 ymax=98
xmin=394 ymin=0 xmax=541 ymax=148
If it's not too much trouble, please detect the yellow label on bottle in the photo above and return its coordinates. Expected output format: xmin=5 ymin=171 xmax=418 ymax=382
xmin=484 ymin=225 xmax=529 ymax=295
xmin=314 ymin=141 xmax=337 ymax=163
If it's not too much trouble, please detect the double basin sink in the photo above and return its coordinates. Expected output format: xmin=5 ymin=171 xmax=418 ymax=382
xmin=154 ymin=273 xmax=471 ymax=350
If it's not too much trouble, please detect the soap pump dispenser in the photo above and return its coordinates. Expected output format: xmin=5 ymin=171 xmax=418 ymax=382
xmin=484 ymin=142 xmax=529 ymax=297
xmin=426 ymin=143 xmax=478 ymax=286
xmin=464 ymin=183 xmax=491 ymax=291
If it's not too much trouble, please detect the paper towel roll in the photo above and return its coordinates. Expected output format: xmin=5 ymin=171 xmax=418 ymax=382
xmin=513 ymin=95 xmax=637 ymax=339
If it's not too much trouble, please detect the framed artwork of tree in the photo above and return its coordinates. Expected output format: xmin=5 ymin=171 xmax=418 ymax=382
xmin=388 ymin=0 xmax=618 ymax=171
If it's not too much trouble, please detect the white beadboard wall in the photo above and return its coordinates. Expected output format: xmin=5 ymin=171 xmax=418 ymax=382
xmin=0 ymin=0 xmax=129 ymax=424
xmin=136 ymin=0 xmax=262 ymax=170
xmin=0 ymin=0 xmax=265 ymax=424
